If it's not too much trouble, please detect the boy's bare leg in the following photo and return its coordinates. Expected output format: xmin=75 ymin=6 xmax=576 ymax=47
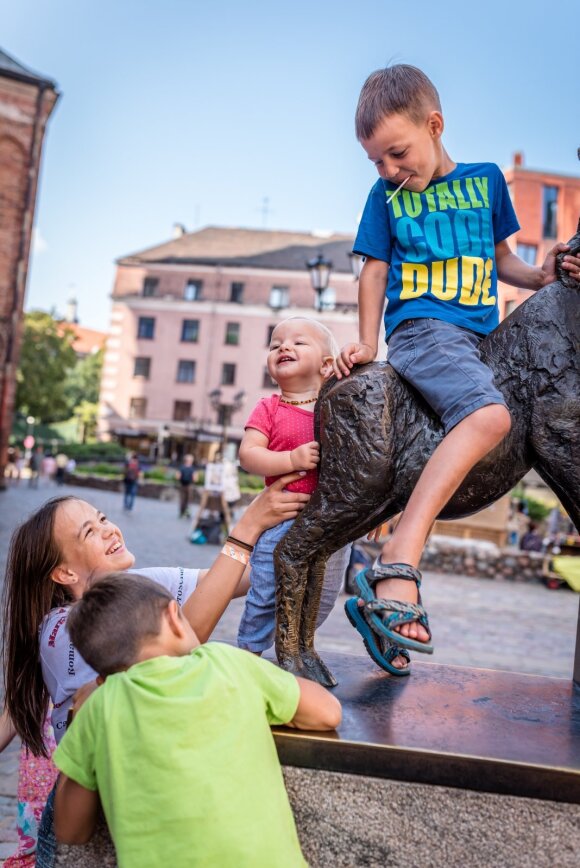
xmin=376 ymin=403 xmax=512 ymax=643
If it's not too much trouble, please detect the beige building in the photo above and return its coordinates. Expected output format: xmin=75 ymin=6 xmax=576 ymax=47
xmin=100 ymin=157 xmax=580 ymax=462
xmin=99 ymin=227 xmax=360 ymax=458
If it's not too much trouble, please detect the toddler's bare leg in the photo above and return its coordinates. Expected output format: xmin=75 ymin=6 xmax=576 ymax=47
xmin=377 ymin=403 xmax=512 ymax=643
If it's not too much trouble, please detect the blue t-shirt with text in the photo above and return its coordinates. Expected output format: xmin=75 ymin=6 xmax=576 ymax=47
xmin=354 ymin=162 xmax=520 ymax=338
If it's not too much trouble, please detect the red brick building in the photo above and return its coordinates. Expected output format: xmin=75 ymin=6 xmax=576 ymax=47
xmin=499 ymin=152 xmax=580 ymax=316
xmin=0 ymin=48 xmax=58 ymax=486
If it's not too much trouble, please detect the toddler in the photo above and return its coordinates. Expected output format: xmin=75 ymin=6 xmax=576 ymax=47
xmin=238 ymin=316 xmax=351 ymax=654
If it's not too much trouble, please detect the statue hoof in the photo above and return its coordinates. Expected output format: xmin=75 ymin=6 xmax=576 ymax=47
xmin=276 ymin=652 xmax=307 ymax=679
xmin=300 ymin=651 xmax=338 ymax=688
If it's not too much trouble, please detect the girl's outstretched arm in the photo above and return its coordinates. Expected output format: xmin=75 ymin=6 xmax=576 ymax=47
xmin=183 ymin=472 xmax=310 ymax=642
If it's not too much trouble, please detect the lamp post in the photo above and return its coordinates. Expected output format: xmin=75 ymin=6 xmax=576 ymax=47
xmin=208 ymin=389 xmax=246 ymax=453
xmin=24 ymin=416 xmax=36 ymax=457
xmin=306 ymin=252 xmax=333 ymax=311
xmin=156 ymin=424 xmax=170 ymax=462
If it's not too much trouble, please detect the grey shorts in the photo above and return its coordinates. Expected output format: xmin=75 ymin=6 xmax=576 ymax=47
xmin=387 ymin=318 xmax=507 ymax=433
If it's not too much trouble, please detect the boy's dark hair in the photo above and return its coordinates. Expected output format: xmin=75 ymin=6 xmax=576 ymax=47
xmin=67 ymin=573 xmax=173 ymax=676
xmin=355 ymin=64 xmax=441 ymax=140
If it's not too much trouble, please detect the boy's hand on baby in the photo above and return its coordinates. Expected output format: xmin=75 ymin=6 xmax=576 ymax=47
xmin=290 ymin=442 xmax=319 ymax=471
xmin=333 ymin=342 xmax=376 ymax=379
xmin=540 ymin=243 xmax=580 ymax=287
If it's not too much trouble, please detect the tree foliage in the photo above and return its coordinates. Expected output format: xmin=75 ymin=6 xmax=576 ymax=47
xmin=64 ymin=347 xmax=104 ymax=407
xmin=16 ymin=312 xmax=78 ymax=422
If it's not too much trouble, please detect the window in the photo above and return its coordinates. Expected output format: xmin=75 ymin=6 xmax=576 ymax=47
xmin=269 ymin=286 xmax=289 ymax=309
xmin=221 ymin=363 xmax=236 ymax=386
xmin=516 ymin=243 xmax=537 ymax=266
xmin=129 ymin=397 xmax=147 ymax=418
xmin=230 ymin=282 xmax=244 ymax=303
xmin=184 ymin=279 xmax=203 ymax=301
xmin=142 ymin=277 xmax=158 ymax=297
xmin=266 ymin=324 xmax=276 ymax=346
xmin=181 ymin=319 xmax=200 ymax=342
xmin=542 ymin=186 xmax=558 ymax=238
xmin=177 ymin=360 xmax=196 ymax=383
xmin=173 ymin=400 xmax=192 ymax=421
xmin=137 ymin=316 xmax=155 ymax=339
xmin=225 ymin=322 xmax=240 ymax=345
xmin=262 ymin=367 xmax=276 ymax=388
xmin=133 ymin=357 xmax=151 ymax=379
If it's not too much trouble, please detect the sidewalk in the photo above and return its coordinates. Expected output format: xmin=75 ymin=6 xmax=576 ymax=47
xmin=0 ymin=481 xmax=577 ymax=861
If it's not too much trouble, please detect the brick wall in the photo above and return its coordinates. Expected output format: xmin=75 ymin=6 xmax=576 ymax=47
xmin=0 ymin=68 xmax=58 ymax=485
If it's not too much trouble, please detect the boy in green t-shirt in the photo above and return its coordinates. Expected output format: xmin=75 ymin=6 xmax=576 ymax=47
xmin=53 ymin=573 xmax=341 ymax=868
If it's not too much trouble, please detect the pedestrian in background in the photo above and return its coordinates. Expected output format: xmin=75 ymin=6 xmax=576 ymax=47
xmin=123 ymin=452 xmax=141 ymax=511
xmin=28 ymin=448 xmax=42 ymax=489
xmin=55 ymin=453 xmax=68 ymax=486
xmin=176 ymin=454 xmax=196 ymax=518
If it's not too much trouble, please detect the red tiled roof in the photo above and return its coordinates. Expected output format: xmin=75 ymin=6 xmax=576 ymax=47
xmin=58 ymin=323 xmax=106 ymax=356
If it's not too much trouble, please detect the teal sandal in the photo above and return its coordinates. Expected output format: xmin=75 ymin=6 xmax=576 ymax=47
xmin=355 ymin=562 xmax=433 ymax=655
xmin=344 ymin=597 xmax=411 ymax=676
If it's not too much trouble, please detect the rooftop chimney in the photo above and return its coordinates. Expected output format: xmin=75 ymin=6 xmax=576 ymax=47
xmin=173 ymin=223 xmax=186 ymax=239
xmin=513 ymin=151 xmax=524 ymax=168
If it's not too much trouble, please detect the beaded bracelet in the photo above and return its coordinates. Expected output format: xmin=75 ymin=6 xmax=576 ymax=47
xmin=225 ymin=534 xmax=254 ymax=553
xmin=221 ymin=543 xmax=250 ymax=566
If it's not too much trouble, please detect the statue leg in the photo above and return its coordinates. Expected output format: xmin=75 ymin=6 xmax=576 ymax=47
xmin=297 ymin=546 xmax=352 ymax=687
xmin=273 ymin=538 xmax=310 ymax=679
xmin=533 ymin=452 xmax=580 ymax=686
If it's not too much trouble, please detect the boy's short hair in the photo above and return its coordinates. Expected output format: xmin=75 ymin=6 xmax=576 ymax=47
xmin=355 ymin=64 xmax=442 ymax=140
xmin=278 ymin=316 xmax=340 ymax=358
xmin=67 ymin=573 xmax=173 ymax=676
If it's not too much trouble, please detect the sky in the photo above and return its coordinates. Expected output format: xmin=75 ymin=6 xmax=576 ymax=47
xmin=3 ymin=0 xmax=579 ymax=330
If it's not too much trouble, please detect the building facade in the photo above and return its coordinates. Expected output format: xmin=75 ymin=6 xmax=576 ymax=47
xmin=0 ymin=49 xmax=58 ymax=486
xmin=498 ymin=152 xmax=580 ymax=316
xmin=100 ymin=157 xmax=580 ymax=461
xmin=99 ymin=227 xmax=361 ymax=458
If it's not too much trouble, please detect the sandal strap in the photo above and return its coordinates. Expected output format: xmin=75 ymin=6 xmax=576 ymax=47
xmin=365 ymin=598 xmax=430 ymax=633
xmin=369 ymin=560 xmax=422 ymax=587
xmin=383 ymin=643 xmax=411 ymax=665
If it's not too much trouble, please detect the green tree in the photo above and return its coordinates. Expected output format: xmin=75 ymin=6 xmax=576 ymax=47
xmin=15 ymin=311 xmax=77 ymax=423
xmin=64 ymin=347 xmax=104 ymax=408
xmin=74 ymin=400 xmax=99 ymax=443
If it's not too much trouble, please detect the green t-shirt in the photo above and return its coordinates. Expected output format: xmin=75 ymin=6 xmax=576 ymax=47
xmin=54 ymin=643 xmax=306 ymax=868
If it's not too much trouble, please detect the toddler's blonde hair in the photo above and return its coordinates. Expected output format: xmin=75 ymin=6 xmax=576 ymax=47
xmin=274 ymin=316 xmax=339 ymax=358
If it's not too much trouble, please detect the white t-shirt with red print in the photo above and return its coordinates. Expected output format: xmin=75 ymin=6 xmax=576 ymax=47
xmin=39 ymin=567 xmax=199 ymax=742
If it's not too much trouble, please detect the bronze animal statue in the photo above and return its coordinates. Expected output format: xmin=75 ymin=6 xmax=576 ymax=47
xmin=274 ymin=225 xmax=580 ymax=687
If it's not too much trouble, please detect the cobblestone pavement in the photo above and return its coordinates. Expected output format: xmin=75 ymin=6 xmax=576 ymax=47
xmin=0 ymin=482 xmax=578 ymax=861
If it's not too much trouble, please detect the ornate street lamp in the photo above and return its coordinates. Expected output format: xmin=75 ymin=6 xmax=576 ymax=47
xmin=209 ymin=388 xmax=246 ymax=449
xmin=306 ymin=252 xmax=333 ymax=311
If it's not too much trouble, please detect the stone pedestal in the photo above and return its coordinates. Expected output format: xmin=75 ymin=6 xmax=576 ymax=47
xmin=55 ymin=654 xmax=580 ymax=867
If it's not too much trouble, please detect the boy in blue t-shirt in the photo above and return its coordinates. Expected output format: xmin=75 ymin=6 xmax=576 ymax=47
xmin=335 ymin=64 xmax=580 ymax=670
